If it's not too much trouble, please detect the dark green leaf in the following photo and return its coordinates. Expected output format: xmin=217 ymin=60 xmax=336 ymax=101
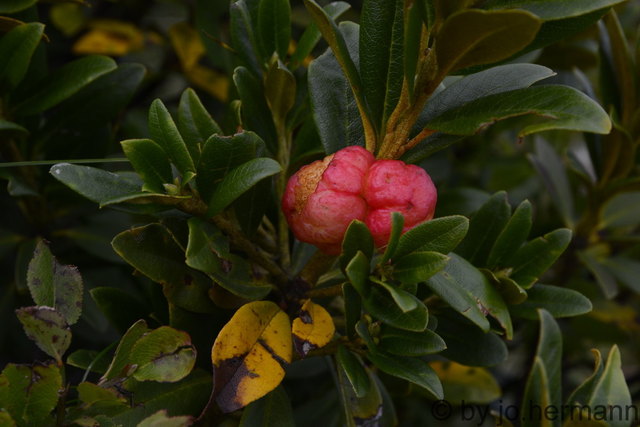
xmin=371 ymin=278 xmax=418 ymax=312
xmin=90 ymin=287 xmax=149 ymax=334
xmin=178 ymin=88 xmax=223 ymax=164
xmin=362 ymin=284 xmax=428 ymax=331
xmin=207 ymin=157 xmax=281 ymax=216
xmin=437 ymin=313 xmax=508 ymax=366
xmin=340 ymin=220 xmax=374 ymax=270
xmin=378 ymin=326 xmax=446 ymax=356
xmin=603 ymin=256 xmax=640 ymax=294
xmin=257 ymin=0 xmax=291 ymax=59
xmin=577 ymin=248 xmax=618 ymax=299
xmin=290 ymin=1 xmax=351 ymax=68
xmin=435 ymin=9 xmax=541 ymax=74
xmin=511 ymin=284 xmax=591 ymax=319
xmin=483 ymin=0 xmax=626 ymax=20
xmin=392 ymin=251 xmax=449 ymax=284
xmin=0 ymin=0 xmax=37 ymax=13
xmin=487 ymin=200 xmax=533 ymax=268
xmin=15 ymin=306 xmax=71 ymax=363
xmin=532 ymin=309 xmax=562 ymax=414
xmin=233 ymin=66 xmax=277 ymax=150
xmin=367 ymin=350 xmax=443 ymax=400
xmin=428 ymin=85 xmax=612 ymax=137
xmin=345 ymin=251 xmax=371 ymax=296
xmin=102 ymin=320 xmax=150 ymax=381
xmin=601 ymin=192 xmax=640 ymax=228
xmin=111 ymin=224 xmax=217 ymax=313
xmin=149 ymin=99 xmax=196 ymax=185
xmin=343 ymin=283 xmax=361 ymax=339
xmin=27 ymin=239 xmax=83 ymax=325
xmin=380 ymin=212 xmax=404 ymax=264
xmin=308 ymin=22 xmax=365 ymax=153
xmin=230 ymin=0 xmax=263 ymax=74
xmin=0 ymin=119 xmax=28 ymax=135
xmin=521 ymin=357 xmax=551 ymax=427
xmin=0 ymin=22 xmax=43 ymax=90
xmin=359 ymin=0 xmax=404 ymax=127
xmin=509 ymin=228 xmax=572 ymax=289
xmin=17 ymin=55 xmax=117 ymax=115
xmin=264 ymin=59 xmax=296 ymax=123
xmin=457 ymin=192 xmax=511 ymax=266
xmin=0 ymin=363 xmax=61 ymax=427
xmin=336 ymin=360 xmax=382 ymax=427
xmin=336 ymin=346 xmax=371 ymax=398
xmin=239 ymin=386 xmax=295 ymax=427
xmin=121 ymin=139 xmax=173 ymax=193
xmin=394 ymin=215 xmax=469 ymax=259
xmin=66 ymin=349 xmax=110 ymax=375
xmin=403 ymin=0 xmax=423 ymax=97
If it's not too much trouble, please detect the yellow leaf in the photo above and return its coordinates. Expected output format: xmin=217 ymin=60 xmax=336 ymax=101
xmin=430 ymin=361 xmax=501 ymax=405
xmin=185 ymin=65 xmax=229 ymax=102
xmin=73 ymin=20 xmax=144 ymax=57
xmin=50 ymin=3 xmax=86 ymax=37
xmin=169 ymin=22 xmax=205 ymax=71
xmin=211 ymin=301 xmax=292 ymax=413
xmin=292 ymin=299 xmax=335 ymax=357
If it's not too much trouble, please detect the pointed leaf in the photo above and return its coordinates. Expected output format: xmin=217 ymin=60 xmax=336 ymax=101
xmin=257 ymin=0 xmax=291 ymax=58
xmin=211 ymin=301 xmax=292 ymax=413
xmin=344 ymin=251 xmax=371 ymax=296
xmin=121 ymin=139 xmax=173 ymax=193
xmin=521 ymin=357 xmax=552 ymax=427
xmin=487 ymin=200 xmax=533 ymax=268
xmin=15 ymin=306 xmax=71 ymax=363
xmin=292 ymin=300 xmax=335 ymax=357
xmin=340 ymin=220 xmax=374 ymax=270
xmin=178 ymin=88 xmax=222 ymax=164
xmin=380 ymin=212 xmax=404 ymax=264
xmin=394 ymin=215 xmax=468 ymax=259
xmin=101 ymin=319 xmax=150 ymax=381
xmin=371 ymin=278 xmax=418 ymax=312
xmin=510 ymin=284 xmax=592 ymax=319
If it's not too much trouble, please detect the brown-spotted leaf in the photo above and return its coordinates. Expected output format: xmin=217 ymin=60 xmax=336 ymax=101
xmin=211 ymin=301 xmax=292 ymax=413
xmin=15 ymin=306 xmax=71 ymax=363
xmin=292 ymin=300 xmax=335 ymax=357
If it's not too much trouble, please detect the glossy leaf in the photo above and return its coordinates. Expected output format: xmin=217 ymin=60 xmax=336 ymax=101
xmin=367 ymin=350 xmax=443 ymax=400
xmin=487 ymin=200 xmax=533 ymax=268
xmin=257 ymin=0 xmax=291 ymax=59
xmin=129 ymin=326 xmax=197 ymax=382
xmin=15 ymin=306 xmax=71 ymax=363
xmin=17 ymin=55 xmax=117 ymax=115
xmin=111 ymin=224 xmax=217 ymax=313
xmin=121 ymin=139 xmax=173 ymax=193
xmin=428 ymin=85 xmax=612 ymax=137
xmin=178 ymin=88 xmax=222 ymax=164
xmin=0 ymin=23 xmax=44 ymax=90
xmin=436 ymin=9 xmax=541 ymax=74
xmin=50 ymin=164 xmax=141 ymax=205
xmin=380 ymin=212 xmax=404 ymax=264
xmin=362 ymin=284 xmax=428 ymax=331
xmin=102 ymin=319 xmax=150 ymax=381
xmin=394 ymin=215 xmax=468 ymax=259
xmin=510 ymin=284 xmax=592 ymax=319
xmin=509 ymin=228 xmax=572 ymax=289
xmin=292 ymin=300 xmax=335 ymax=357
xmin=483 ymin=0 xmax=627 ymax=20
xmin=0 ymin=363 xmax=61 ymax=427
xmin=206 ymin=157 xmax=281 ymax=216
xmin=378 ymin=326 xmax=446 ymax=356
xmin=149 ymin=99 xmax=196 ymax=185
xmin=392 ymin=251 xmax=449 ymax=284
xmin=211 ymin=301 xmax=292 ymax=413
xmin=308 ymin=22 xmax=365 ymax=153
xmin=340 ymin=220 xmax=374 ymax=271
xmin=345 ymin=251 xmax=371 ymax=296
xmin=27 ymin=239 xmax=83 ymax=325
xmin=239 ymin=387 xmax=295 ymax=427
xmin=430 ymin=361 xmax=501 ymax=405
xmin=336 ymin=346 xmax=371 ymax=398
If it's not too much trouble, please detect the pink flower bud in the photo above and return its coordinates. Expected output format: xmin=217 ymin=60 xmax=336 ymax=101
xmin=282 ymin=146 xmax=437 ymax=255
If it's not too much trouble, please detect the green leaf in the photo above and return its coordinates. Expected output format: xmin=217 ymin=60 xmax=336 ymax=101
xmin=0 ymin=0 xmax=37 ymax=13
xmin=392 ymin=251 xmax=449 ymax=284
xmin=345 ymin=251 xmax=371 ymax=296
xmin=76 ymin=381 xmax=128 ymax=411
xmin=230 ymin=0 xmax=262 ymax=74
xmin=521 ymin=357 xmax=552 ymax=427
xmin=308 ymin=22 xmax=365 ymax=153
xmin=483 ymin=0 xmax=627 ymax=20
xmin=290 ymin=1 xmax=351 ymax=68
xmin=90 ymin=287 xmax=149 ymax=334
xmin=437 ymin=314 xmax=508 ymax=366
xmin=137 ymin=410 xmax=193 ymax=427
xmin=362 ymin=284 xmax=428 ymax=331
xmin=239 ymin=386 xmax=295 ymax=427
xmin=428 ymin=85 xmax=612 ymax=137
xmin=359 ymin=0 xmax=404 ymax=128
xmin=486 ymin=200 xmax=533 ymax=269
xmin=121 ymin=139 xmax=173 ymax=194
xmin=602 ymin=256 xmax=640 ymax=294
xmin=380 ymin=212 xmax=404 ymax=264
xmin=129 ymin=326 xmax=197 ymax=383
xmin=102 ymin=319 xmax=150 ymax=381
xmin=303 ymin=0 xmax=375 ymax=150
xmin=394 ymin=215 xmax=469 ymax=259
xmin=206 ymin=157 xmax=281 ymax=216
xmin=531 ymin=309 xmax=563 ymax=415
xmin=111 ymin=224 xmax=217 ymax=314
xmin=149 ymin=99 xmax=196 ymax=185
xmin=430 ymin=361 xmax=501 ymax=405
xmin=17 ymin=55 xmax=117 ymax=115
xmin=600 ymin=192 xmax=640 ymax=228
xmin=186 ymin=218 xmax=271 ymax=300
xmin=371 ymin=278 xmax=418 ymax=312
xmin=336 ymin=360 xmax=382 ymax=427
xmin=233 ymin=66 xmax=277 ymax=151
xmin=343 ymin=283 xmax=361 ymax=340
xmin=178 ymin=88 xmax=222 ymax=164
xmin=15 ymin=306 xmax=71 ymax=363
xmin=509 ymin=228 xmax=572 ymax=289
xmin=510 ymin=284 xmax=592 ymax=319
xmin=196 ymin=131 xmax=266 ymax=203
xmin=336 ymin=346 xmax=371 ymax=398
xmin=340 ymin=220 xmax=374 ymax=271
xmin=264 ymin=59 xmax=296 ymax=123
xmin=0 ymin=363 xmax=61 ymax=427
xmin=577 ymin=248 xmax=618 ymax=299
xmin=403 ymin=0 xmax=423 ymax=97
xmin=366 ymin=350 xmax=443 ymax=400
xmin=27 ymin=239 xmax=83 ymax=325
xmin=378 ymin=326 xmax=446 ymax=356
xmin=457 ymin=191 xmax=511 ymax=266
xmin=257 ymin=0 xmax=291 ymax=59
xmin=435 ymin=9 xmax=541 ymax=75
xmin=0 ymin=23 xmax=44 ymax=90
xmin=0 ymin=119 xmax=28 ymax=136
xmin=66 ymin=349 xmax=110 ymax=375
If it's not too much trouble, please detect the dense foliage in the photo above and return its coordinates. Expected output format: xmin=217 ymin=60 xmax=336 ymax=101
xmin=1 ymin=0 xmax=640 ymax=426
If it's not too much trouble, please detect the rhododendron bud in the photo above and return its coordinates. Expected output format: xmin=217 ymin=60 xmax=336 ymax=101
xmin=282 ymin=146 xmax=437 ymax=255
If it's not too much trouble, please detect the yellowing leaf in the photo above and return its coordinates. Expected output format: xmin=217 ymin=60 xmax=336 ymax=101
xmin=186 ymin=65 xmax=229 ymax=102
xmin=292 ymin=299 xmax=335 ymax=357
xmin=430 ymin=361 xmax=501 ymax=405
xmin=73 ymin=20 xmax=144 ymax=56
xmin=50 ymin=3 xmax=86 ymax=37
xmin=211 ymin=301 xmax=292 ymax=413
